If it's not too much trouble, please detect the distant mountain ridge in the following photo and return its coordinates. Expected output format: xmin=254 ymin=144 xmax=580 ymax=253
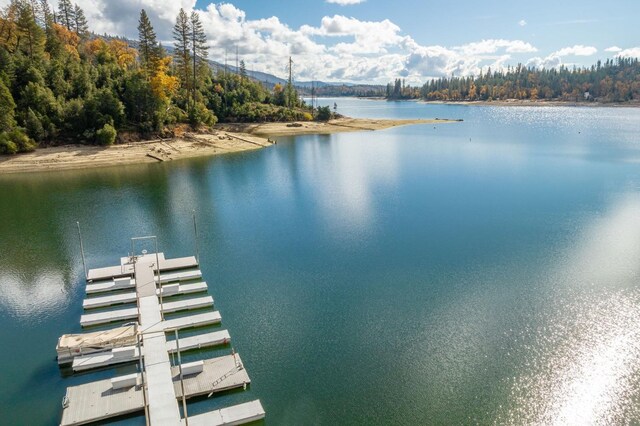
xmin=99 ymin=33 xmax=382 ymax=96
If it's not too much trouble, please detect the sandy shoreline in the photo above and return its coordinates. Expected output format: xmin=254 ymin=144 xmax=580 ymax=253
xmin=0 ymin=118 xmax=454 ymax=174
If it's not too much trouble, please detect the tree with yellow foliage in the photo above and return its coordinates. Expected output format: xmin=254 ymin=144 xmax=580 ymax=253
xmin=150 ymin=56 xmax=178 ymax=102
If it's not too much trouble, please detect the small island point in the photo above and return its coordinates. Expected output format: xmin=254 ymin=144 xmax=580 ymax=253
xmin=0 ymin=117 xmax=457 ymax=174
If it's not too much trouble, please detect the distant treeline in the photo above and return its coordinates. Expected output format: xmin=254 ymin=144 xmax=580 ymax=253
xmin=302 ymin=84 xmax=385 ymax=98
xmin=387 ymin=57 xmax=640 ymax=103
xmin=0 ymin=0 xmax=312 ymax=154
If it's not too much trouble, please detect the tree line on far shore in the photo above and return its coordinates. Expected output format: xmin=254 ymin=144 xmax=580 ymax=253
xmin=386 ymin=57 xmax=640 ymax=102
xmin=0 ymin=0 xmax=317 ymax=154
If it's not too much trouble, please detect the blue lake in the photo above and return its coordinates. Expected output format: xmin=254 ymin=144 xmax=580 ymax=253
xmin=1 ymin=98 xmax=640 ymax=424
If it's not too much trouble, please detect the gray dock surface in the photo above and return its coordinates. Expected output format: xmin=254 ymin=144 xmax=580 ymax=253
xmin=60 ymin=354 xmax=250 ymax=426
xmin=83 ymin=282 xmax=208 ymax=308
xmin=158 ymin=269 xmax=202 ymax=284
xmin=80 ymin=307 xmax=139 ymax=327
xmin=162 ymin=311 xmax=222 ymax=331
xmin=161 ymin=295 xmax=214 ymax=313
xmin=70 ymin=330 xmax=230 ymax=372
xmin=85 ymin=277 xmax=135 ymax=294
xmin=136 ymin=261 xmax=182 ymax=424
xmin=86 ymin=254 xmax=198 ymax=281
xmin=71 ymin=346 xmax=141 ymax=372
xmin=166 ymin=330 xmax=230 ymax=353
xmin=181 ymin=400 xmax=265 ymax=426
xmin=80 ymin=296 xmax=213 ymax=327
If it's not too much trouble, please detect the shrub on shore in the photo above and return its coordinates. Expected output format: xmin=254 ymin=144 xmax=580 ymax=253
xmin=95 ymin=123 xmax=117 ymax=146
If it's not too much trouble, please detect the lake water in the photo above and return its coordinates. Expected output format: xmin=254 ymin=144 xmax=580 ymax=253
xmin=1 ymin=98 xmax=640 ymax=424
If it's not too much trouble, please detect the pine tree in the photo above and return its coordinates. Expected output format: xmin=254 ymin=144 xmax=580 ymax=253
xmin=16 ymin=1 xmax=45 ymax=59
xmin=189 ymin=10 xmax=207 ymax=107
xmin=0 ymin=2 xmax=20 ymax=51
xmin=0 ymin=78 xmax=16 ymax=132
xmin=73 ymin=3 xmax=88 ymax=38
xmin=39 ymin=0 xmax=53 ymax=30
xmin=239 ymin=59 xmax=246 ymax=79
xmin=172 ymin=8 xmax=191 ymax=104
xmin=137 ymin=9 xmax=161 ymax=77
xmin=57 ymin=0 xmax=73 ymax=31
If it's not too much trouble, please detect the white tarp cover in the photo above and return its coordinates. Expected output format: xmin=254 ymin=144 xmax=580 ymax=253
xmin=57 ymin=324 xmax=137 ymax=352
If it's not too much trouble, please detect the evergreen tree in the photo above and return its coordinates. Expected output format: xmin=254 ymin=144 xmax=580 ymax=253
xmin=239 ymin=59 xmax=246 ymax=79
xmin=189 ymin=10 xmax=207 ymax=107
xmin=57 ymin=0 xmax=73 ymax=31
xmin=0 ymin=2 xmax=20 ymax=52
xmin=16 ymin=1 xmax=45 ymax=59
xmin=137 ymin=9 xmax=161 ymax=77
xmin=73 ymin=3 xmax=88 ymax=38
xmin=39 ymin=0 xmax=53 ymax=30
xmin=172 ymin=8 xmax=191 ymax=104
xmin=0 ymin=78 xmax=16 ymax=131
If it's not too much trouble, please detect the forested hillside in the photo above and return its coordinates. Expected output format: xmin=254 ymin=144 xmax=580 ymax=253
xmin=0 ymin=0 xmax=307 ymax=154
xmin=387 ymin=58 xmax=640 ymax=102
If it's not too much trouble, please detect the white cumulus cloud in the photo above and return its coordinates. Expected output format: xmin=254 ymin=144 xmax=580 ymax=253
xmin=617 ymin=47 xmax=640 ymax=59
xmin=454 ymin=39 xmax=537 ymax=55
xmin=0 ymin=1 xmax=623 ymax=83
xmin=605 ymin=46 xmax=622 ymax=53
xmin=527 ymin=45 xmax=597 ymax=69
xmin=553 ymin=45 xmax=598 ymax=57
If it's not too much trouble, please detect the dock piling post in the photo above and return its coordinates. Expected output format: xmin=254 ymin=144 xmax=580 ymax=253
xmin=192 ymin=210 xmax=199 ymax=265
xmin=76 ymin=222 xmax=88 ymax=280
xmin=175 ymin=329 xmax=189 ymax=424
xmin=137 ymin=332 xmax=150 ymax=426
xmin=154 ymin=238 xmax=163 ymax=320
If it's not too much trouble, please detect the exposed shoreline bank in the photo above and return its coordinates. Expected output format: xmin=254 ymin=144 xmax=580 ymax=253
xmin=0 ymin=117 xmax=454 ymax=174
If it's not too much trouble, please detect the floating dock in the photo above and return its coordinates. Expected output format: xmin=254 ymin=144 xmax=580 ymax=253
xmin=85 ymin=269 xmax=203 ymax=295
xmin=79 ymin=296 xmax=214 ymax=327
xmin=71 ymin=331 xmax=231 ymax=372
xmin=182 ymin=400 xmax=266 ymax=426
xmin=86 ymin=253 xmax=198 ymax=281
xmin=61 ymin=354 xmax=251 ymax=425
xmin=83 ymin=282 xmax=208 ymax=309
xmin=58 ymin=244 xmax=264 ymax=425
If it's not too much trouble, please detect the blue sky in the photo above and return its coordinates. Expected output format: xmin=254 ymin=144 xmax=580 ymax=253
xmin=10 ymin=0 xmax=637 ymax=84
xmin=199 ymin=0 xmax=635 ymax=51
